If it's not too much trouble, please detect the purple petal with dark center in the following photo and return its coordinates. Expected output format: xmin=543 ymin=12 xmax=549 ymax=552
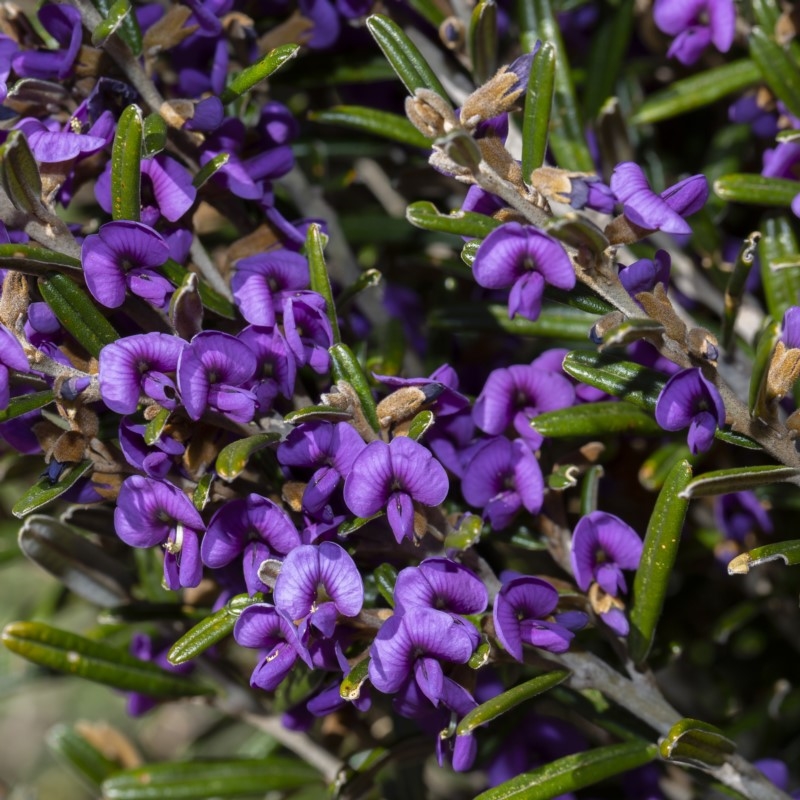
xmin=343 ymin=440 xmax=393 ymax=516
xmin=127 ymin=269 xmax=173 ymax=308
xmin=92 ymin=220 xmax=170 ymax=267
xmin=493 ymin=577 xmax=559 ymax=661
xmin=655 ymin=367 xmax=725 ymax=433
xmin=394 ymin=558 xmax=488 ymax=615
xmin=388 ymin=436 xmax=449 ymax=506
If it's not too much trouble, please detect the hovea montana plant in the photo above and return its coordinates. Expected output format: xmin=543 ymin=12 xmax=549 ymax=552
xmin=2 ymin=0 xmax=800 ymax=798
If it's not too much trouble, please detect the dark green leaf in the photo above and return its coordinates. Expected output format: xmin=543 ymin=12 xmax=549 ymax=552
xmin=749 ymin=318 xmax=780 ymax=420
xmin=759 ymin=214 xmax=800 ymax=319
xmin=38 ymin=273 xmax=119 ymax=358
xmin=142 ymin=112 xmax=168 ymax=157
xmin=374 ymin=563 xmax=397 ymax=607
xmin=0 ymin=129 xmax=44 ymax=216
xmin=679 ymin=464 xmax=800 ymax=498
xmin=365 ymin=14 xmax=449 ymax=98
xmin=111 ymin=104 xmax=143 ymax=222
xmin=309 ymin=106 xmax=431 ymax=148
xmin=407 ymin=409 xmax=434 ymax=440
xmin=144 ymin=406 xmax=171 ymax=445
xmin=339 ymin=658 xmax=370 ymax=701
xmin=714 ymin=174 xmax=799 ymax=206
xmin=521 ymin=42 xmax=555 ymax=176
xmin=0 ymin=243 xmax=82 ymax=277
xmin=531 ymin=401 xmax=662 ymax=437
xmin=101 ymin=758 xmax=321 ymax=799
xmin=660 ymin=718 xmax=736 ymax=768
xmin=545 ymin=284 xmax=614 ymax=315
xmin=91 ymin=0 xmax=132 ymax=47
xmin=406 ymin=200 xmax=502 ymax=237
xmin=728 ymin=539 xmax=800 ymax=575
xmin=306 ymin=223 xmax=341 ymax=344
xmin=192 ymin=153 xmax=230 ymax=189
xmin=0 ymin=390 xmax=54 ymax=423
xmin=91 ymin=0 xmax=142 ymax=54
xmin=12 ymin=460 xmax=93 ymax=518
xmin=468 ymin=0 xmax=497 ymax=84
xmin=2 ymin=621 xmax=214 ymax=697
xmin=721 ymin=231 xmax=761 ymax=352
xmin=220 ymin=44 xmax=299 ymax=104
xmin=338 ymin=511 xmax=384 ymax=536
xmin=474 ymin=740 xmax=658 ymax=800
xmin=629 ymin=459 xmax=692 ymax=665
xmin=749 ymin=27 xmax=800 ymax=119
xmin=457 ymin=671 xmax=570 ymax=735
xmin=330 ymin=343 xmax=380 ymax=432
xmin=284 ymin=405 xmax=353 ymax=424
xmin=215 ymin=433 xmax=280 ymax=481
xmin=47 ymin=724 xmax=118 ymax=788
xmin=161 ymin=259 xmax=236 ymax=320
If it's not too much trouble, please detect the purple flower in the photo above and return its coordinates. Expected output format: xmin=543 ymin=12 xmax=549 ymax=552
xmin=281 ymin=291 xmax=334 ymax=373
xmin=493 ymin=576 xmax=585 ymax=660
xmin=653 ymin=0 xmax=735 ymax=65
xmin=369 ymin=608 xmax=475 ymax=703
xmin=114 ymin=475 xmax=205 ymax=590
xmin=16 ymin=119 xmax=106 ymax=164
xmin=274 ymin=542 xmax=363 ymax=638
xmin=471 ymin=222 xmax=575 ymax=321
xmin=571 ymin=511 xmax=643 ymax=596
xmin=82 ymin=222 xmax=171 ymax=309
xmin=277 ymin=421 xmax=366 ymax=514
xmin=118 ymin=417 xmax=185 ymax=478
xmin=781 ymin=306 xmax=800 ymax=349
xmin=237 ymin=325 xmax=296 ymax=405
xmin=610 ymin=163 xmax=708 ymax=236
xmin=655 ymin=367 xmax=725 ymax=454
xmin=201 ymin=495 xmax=301 ymax=594
xmin=473 ymin=362 xmax=575 ymax=448
xmin=343 ymin=437 xmax=449 ymax=543
xmin=11 ymin=4 xmax=82 ymax=79
xmin=461 ymin=437 xmax=544 ymax=530
xmin=99 ymin=333 xmax=187 ymax=414
xmin=394 ymin=558 xmax=488 ymax=617
xmin=234 ymin=603 xmax=311 ymax=691
xmin=0 ymin=325 xmax=30 ymax=410
xmin=619 ymin=249 xmax=671 ymax=297
xmin=177 ymin=331 xmax=258 ymax=422
xmin=714 ymin=491 xmax=773 ymax=543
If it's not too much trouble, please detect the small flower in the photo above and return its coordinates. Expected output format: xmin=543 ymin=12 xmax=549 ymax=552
xmin=653 ymin=0 xmax=736 ymax=65
xmin=394 ymin=558 xmax=488 ymax=617
xmin=619 ymin=249 xmax=671 ymax=297
xmin=493 ymin=577 xmax=586 ymax=660
xmin=655 ymin=367 xmax=725 ymax=454
xmin=114 ymin=475 xmax=205 ymax=590
xmin=118 ymin=417 xmax=185 ymax=478
xmin=343 ymin=437 xmax=449 ymax=543
xmin=610 ymin=163 xmax=708 ymax=236
xmin=82 ymin=221 xmax=171 ymax=309
xmin=471 ymin=222 xmax=575 ymax=321
xmin=273 ymin=542 xmax=364 ymax=638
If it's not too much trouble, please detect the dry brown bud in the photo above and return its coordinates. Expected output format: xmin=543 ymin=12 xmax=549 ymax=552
xmin=459 ymin=68 xmax=522 ymax=130
xmin=405 ymin=88 xmax=459 ymax=139
xmin=635 ymin=284 xmax=687 ymax=343
xmin=767 ymin=341 xmax=800 ymax=400
xmin=282 ymin=480 xmax=306 ymax=512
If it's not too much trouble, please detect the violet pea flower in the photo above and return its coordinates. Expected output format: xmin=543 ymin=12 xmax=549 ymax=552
xmin=0 ymin=325 xmax=30 ymax=410
xmin=471 ymin=222 xmax=575 ymax=321
xmin=610 ymin=163 xmax=708 ymax=236
xmin=394 ymin=558 xmax=487 ymax=618
xmin=343 ymin=437 xmax=449 ymax=544
xmin=619 ymin=249 xmax=671 ymax=298
xmin=781 ymin=306 xmax=800 ymax=349
xmin=118 ymin=417 xmax=185 ymax=478
xmin=281 ymin=291 xmax=334 ymax=374
xmin=273 ymin=542 xmax=364 ymax=638
xmin=653 ymin=0 xmax=735 ymax=65
xmin=493 ymin=577 xmax=586 ymax=660
xmin=114 ymin=475 xmax=205 ymax=590
xmin=655 ymin=367 xmax=725 ymax=455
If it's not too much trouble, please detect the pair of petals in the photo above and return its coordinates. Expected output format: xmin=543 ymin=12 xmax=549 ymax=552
xmin=653 ymin=0 xmax=735 ymax=64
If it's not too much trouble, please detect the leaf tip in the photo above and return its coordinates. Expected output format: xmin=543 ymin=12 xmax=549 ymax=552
xmin=727 ymin=552 xmax=751 ymax=575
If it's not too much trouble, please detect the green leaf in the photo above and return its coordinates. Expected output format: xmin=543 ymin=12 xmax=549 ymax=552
xmin=374 ymin=563 xmax=397 ymax=607
xmin=407 ymin=409 xmax=434 ymax=440
xmin=168 ymin=593 xmax=264 ymax=665
xmin=101 ymin=758 xmax=321 ymax=799
xmin=638 ymin=442 xmax=692 ymax=491
xmin=531 ymin=401 xmax=662 ymax=437
xmin=759 ymin=214 xmax=800 ymax=320
xmin=161 ymin=259 xmax=236 ymax=319
xmin=597 ymin=317 xmax=665 ymax=349
xmin=444 ymin=513 xmax=484 ymax=550
xmin=749 ymin=27 xmax=800 ymax=120
xmin=47 ymin=724 xmax=118 ymax=788
xmin=192 ymin=472 xmax=213 ymax=511
xmin=366 ymin=14 xmax=449 ymax=98
xmin=111 ymin=104 xmax=143 ymax=222
xmin=220 ymin=44 xmax=300 ymax=104
xmin=713 ymin=174 xmax=799 ymax=206
xmin=728 ymin=539 xmax=800 ymax=575
xmin=521 ymin=42 xmax=555 ymax=176
xmin=561 ymin=351 xmax=666 ymax=411
xmin=338 ymin=511 xmax=384 ymax=536
xmin=215 ymin=433 xmax=280 ymax=481
xmin=429 ymin=304 xmax=599 ymax=340
xmin=0 ymin=243 xmax=82 ymax=277
xmin=580 ymin=464 xmax=604 ymax=516
xmin=91 ymin=0 xmax=142 ymax=54
xmin=457 ymin=671 xmax=570 ymax=736
xmin=468 ymin=0 xmax=498 ymax=84
xmin=169 ymin=271 xmax=203 ymax=339
xmin=91 ymin=0 xmax=132 ymax=47
xmin=407 ymin=200 xmax=502 ymax=237
xmin=749 ymin=318 xmax=780 ymax=420
xmin=192 ymin=152 xmax=230 ymax=189
xmin=0 ymin=390 xmax=54 ymax=423
xmin=660 ymin=718 xmax=736 ymax=768
xmin=12 ymin=460 xmax=93 ymax=518
xmin=632 ymin=59 xmax=760 ymax=125
xmin=406 ymin=0 xmax=445 ymax=26
xmin=18 ymin=514 xmax=135 ymax=607
xmin=678 ymin=464 xmax=800 ymax=498
xmin=335 ymin=268 xmax=382 ymax=310
xmin=474 ymin=740 xmax=658 ymax=800
xmin=2 ymin=621 xmax=214 ymax=697
xmin=283 ymin=405 xmax=353 ymax=424
xmin=306 ymin=223 xmax=341 ymax=344
xmin=628 ymin=459 xmax=692 ymax=665
xmin=142 ymin=112 xmax=168 ymax=157
xmin=339 ymin=657 xmax=370 ymax=701
xmin=144 ymin=406 xmax=171 ymax=445
xmin=38 ymin=273 xmax=119 ymax=358
xmin=721 ymin=232 xmax=761 ymax=353
xmin=545 ymin=283 xmax=614 ymax=315
xmin=0 ymin=129 xmax=44 ymax=216
xmin=330 ymin=343 xmax=381 ymax=432
xmin=309 ymin=106 xmax=432 ymax=148
xmin=516 ymin=0 xmax=593 ymax=171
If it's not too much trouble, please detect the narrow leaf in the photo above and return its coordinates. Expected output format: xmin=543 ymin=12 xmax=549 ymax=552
xmin=714 ymin=174 xmax=799 ymax=206
xmin=329 ymin=343 xmax=380 ymax=432
xmin=192 ymin=472 xmax=213 ymax=511
xmin=338 ymin=511 xmax=384 ymax=536
xmin=215 ymin=433 xmax=280 ymax=481
xmin=111 ymin=104 xmax=143 ymax=222
xmin=521 ymin=41 xmax=555 ymax=176
xmin=728 ymin=539 xmax=800 ymax=575
xmin=101 ymin=758 xmax=321 ymax=800
xmin=749 ymin=26 xmax=800 ymax=119
xmin=366 ymin=14 xmax=449 ymax=98
xmin=0 ymin=243 xmax=82 ymax=276
xmin=284 ymin=405 xmax=353 ymax=424
xmin=161 ymin=259 xmax=236 ymax=319
xmin=0 ymin=390 xmax=54 ymax=423
xmin=749 ymin=318 xmax=780 ymax=420
xmin=144 ymin=406 xmax=171 ymax=445
xmin=679 ymin=464 xmax=800 ymax=498
xmin=374 ymin=563 xmax=397 ymax=607
xmin=721 ymin=231 xmax=761 ymax=353
xmin=91 ymin=0 xmax=142 ymax=54
xmin=91 ymin=0 xmax=132 ymax=47
xmin=759 ymin=214 xmax=800 ymax=320
xmin=632 ymin=59 xmax=760 ymax=125
xmin=638 ymin=442 xmax=692 ymax=491
xmin=1 ymin=129 xmax=44 ymax=216
xmin=474 ymin=740 xmax=658 ymax=800
xmin=220 ymin=44 xmax=299 ymax=104
xmin=660 ymin=718 xmax=736 ymax=768
xmin=531 ymin=401 xmax=662 ymax=437
xmin=2 ymin=621 xmax=214 ymax=697
xmin=12 ymin=460 xmax=93 ymax=518
xmin=38 ymin=273 xmax=119 ymax=357
xmin=406 ymin=200 xmax=502 ymax=237
xmin=629 ymin=459 xmax=692 ymax=665
xmin=457 ymin=671 xmax=570 ymax=735
xmin=142 ymin=112 xmax=168 ymax=157
xmin=407 ymin=409 xmax=434 ymax=440
xmin=47 ymin=724 xmax=118 ymax=788
xmin=192 ymin=152 xmax=230 ymax=189
xmin=468 ymin=0 xmax=497 ymax=85
xmin=309 ymin=106 xmax=431 ymax=148
xmin=340 ymin=658 xmax=370 ymax=701
xmin=306 ymin=223 xmax=341 ymax=344
xmin=168 ymin=593 xmax=264 ymax=665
